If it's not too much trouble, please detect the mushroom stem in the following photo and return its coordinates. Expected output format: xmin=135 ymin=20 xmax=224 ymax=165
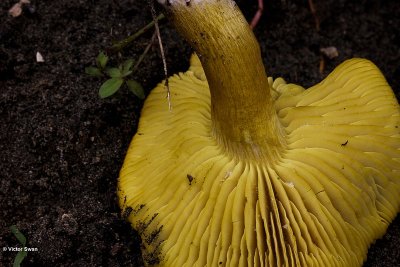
xmin=164 ymin=0 xmax=286 ymax=160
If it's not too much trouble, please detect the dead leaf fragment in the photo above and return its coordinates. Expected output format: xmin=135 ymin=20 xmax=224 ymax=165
xmin=36 ymin=52 xmax=44 ymax=62
xmin=8 ymin=0 xmax=30 ymax=17
xmin=320 ymin=46 xmax=339 ymax=59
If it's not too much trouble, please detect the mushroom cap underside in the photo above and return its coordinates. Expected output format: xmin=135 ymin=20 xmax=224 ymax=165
xmin=118 ymin=55 xmax=400 ymax=267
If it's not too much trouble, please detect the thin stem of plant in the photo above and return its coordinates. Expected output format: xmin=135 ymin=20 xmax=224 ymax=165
xmin=132 ymin=31 xmax=157 ymax=73
xmin=308 ymin=0 xmax=320 ymax=31
xmin=111 ymin=13 xmax=165 ymax=52
xmin=149 ymin=1 xmax=171 ymax=110
xmin=250 ymin=0 xmax=264 ymax=29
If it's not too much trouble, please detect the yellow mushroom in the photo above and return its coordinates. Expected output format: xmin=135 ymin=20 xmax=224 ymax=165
xmin=118 ymin=0 xmax=400 ymax=266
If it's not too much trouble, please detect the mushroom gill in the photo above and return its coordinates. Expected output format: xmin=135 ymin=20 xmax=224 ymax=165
xmin=118 ymin=0 xmax=400 ymax=266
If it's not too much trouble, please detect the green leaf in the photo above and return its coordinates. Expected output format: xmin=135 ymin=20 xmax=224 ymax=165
xmin=10 ymin=225 xmax=26 ymax=246
xmin=99 ymin=78 xmax=124 ymax=98
xmin=126 ymin=80 xmax=145 ymax=99
xmin=96 ymin=52 xmax=108 ymax=69
xmin=10 ymin=225 xmax=28 ymax=267
xmin=122 ymin=59 xmax=134 ymax=72
xmin=85 ymin=66 xmax=103 ymax=77
xmin=121 ymin=70 xmax=133 ymax=77
xmin=13 ymin=251 xmax=27 ymax=267
xmin=105 ymin=68 xmax=122 ymax=78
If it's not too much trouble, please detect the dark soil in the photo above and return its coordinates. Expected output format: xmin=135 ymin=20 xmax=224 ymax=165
xmin=0 ymin=0 xmax=399 ymax=266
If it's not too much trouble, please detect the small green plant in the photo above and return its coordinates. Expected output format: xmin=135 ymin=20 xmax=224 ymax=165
xmin=85 ymin=52 xmax=145 ymax=99
xmin=86 ymin=13 xmax=165 ymax=100
xmin=10 ymin=225 xmax=28 ymax=267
